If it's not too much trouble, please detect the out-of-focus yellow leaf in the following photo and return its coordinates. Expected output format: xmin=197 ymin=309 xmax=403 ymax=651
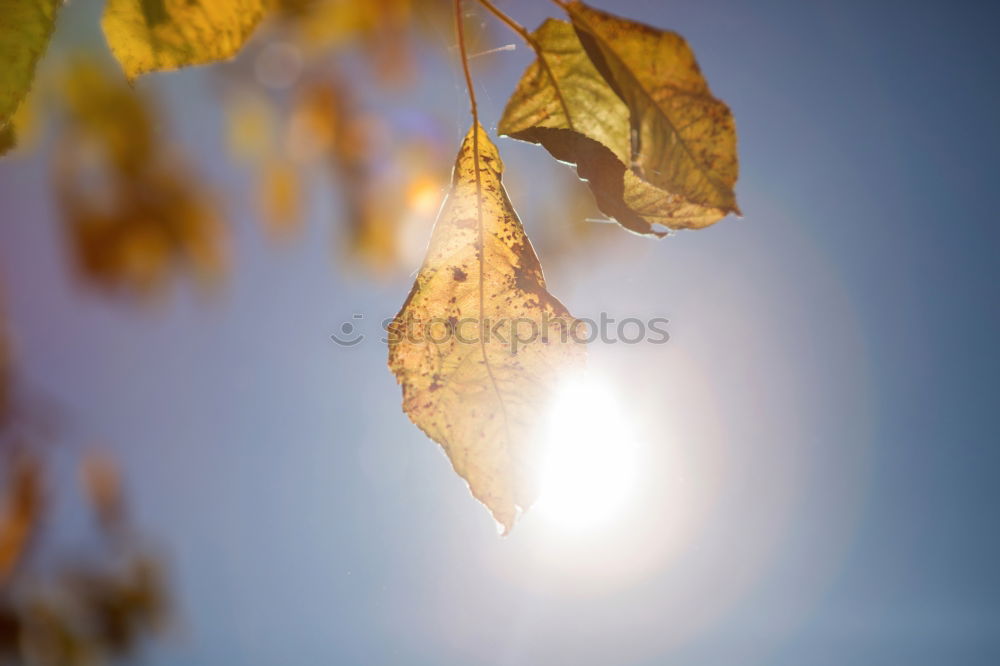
xmin=101 ymin=0 xmax=267 ymax=80
xmin=59 ymin=61 xmax=155 ymax=171
xmin=285 ymin=82 xmax=338 ymax=164
xmin=259 ymin=157 xmax=302 ymax=238
xmin=388 ymin=125 xmax=584 ymax=533
xmin=500 ymin=17 xmax=737 ymax=234
xmin=56 ymin=166 xmax=228 ymax=297
xmin=346 ymin=137 xmax=448 ymax=274
xmin=55 ymin=61 xmax=227 ymax=298
xmin=80 ymin=452 xmax=125 ymax=533
xmin=566 ymin=2 xmax=739 ymax=214
xmin=0 ymin=456 xmax=42 ymax=585
xmin=294 ymin=0 xmax=394 ymax=47
xmin=0 ymin=125 xmax=13 ymax=156
xmin=0 ymin=0 xmax=59 ymax=132
xmin=287 ymin=0 xmax=414 ymax=82
xmin=225 ymin=89 xmax=276 ymax=164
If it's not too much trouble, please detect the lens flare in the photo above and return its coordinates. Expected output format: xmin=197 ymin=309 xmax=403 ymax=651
xmin=406 ymin=179 xmax=441 ymax=216
xmin=535 ymin=375 xmax=640 ymax=530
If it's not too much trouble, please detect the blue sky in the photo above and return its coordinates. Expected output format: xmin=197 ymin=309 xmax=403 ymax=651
xmin=1 ymin=0 xmax=998 ymax=664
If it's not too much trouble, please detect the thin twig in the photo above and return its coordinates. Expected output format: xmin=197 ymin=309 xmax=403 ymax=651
xmin=472 ymin=0 xmax=575 ymax=130
xmin=474 ymin=0 xmax=535 ymax=46
xmin=454 ymin=0 xmax=479 ymax=126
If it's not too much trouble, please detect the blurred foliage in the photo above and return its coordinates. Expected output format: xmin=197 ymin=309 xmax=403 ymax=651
xmin=0 ymin=456 xmax=40 ymax=586
xmin=0 ymin=448 xmax=169 ymax=666
xmin=218 ymin=7 xmax=466 ymax=275
xmin=4 ymin=0 xmax=611 ymax=288
xmin=102 ymin=0 xmax=267 ymax=80
xmin=0 ymin=127 xmax=13 ymax=158
xmin=0 ymin=305 xmax=169 ymax=665
xmin=53 ymin=60 xmax=228 ymax=300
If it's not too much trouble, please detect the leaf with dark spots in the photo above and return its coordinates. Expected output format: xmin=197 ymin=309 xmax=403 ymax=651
xmin=498 ymin=15 xmax=738 ymax=234
xmin=566 ymin=2 xmax=740 ymax=214
xmin=388 ymin=124 xmax=584 ymax=533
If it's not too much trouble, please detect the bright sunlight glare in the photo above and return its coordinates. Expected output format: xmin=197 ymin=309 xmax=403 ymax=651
xmin=535 ymin=375 xmax=641 ymax=531
xmin=406 ymin=179 xmax=441 ymax=216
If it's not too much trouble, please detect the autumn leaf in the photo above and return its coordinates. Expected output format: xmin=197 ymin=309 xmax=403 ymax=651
xmin=0 ymin=456 xmax=42 ymax=585
xmin=102 ymin=0 xmax=267 ymax=80
xmin=499 ymin=12 xmax=738 ymax=234
xmin=81 ymin=453 xmax=126 ymax=534
xmin=499 ymin=20 xmax=630 ymax=167
xmin=498 ymin=18 xmax=667 ymax=235
xmin=0 ymin=0 xmax=60 ymax=133
xmin=0 ymin=125 xmax=13 ymax=157
xmin=566 ymin=1 xmax=739 ymax=215
xmin=259 ymin=157 xmax=302 ymax=240
xmin=54 ymin=61 xmax=228 ymax=298
xmin=388 ymin=124 xmax=584 ymax=533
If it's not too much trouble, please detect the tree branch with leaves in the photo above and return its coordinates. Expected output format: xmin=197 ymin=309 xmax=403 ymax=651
xmin=0 ymin=0 xmax=739 ymax=532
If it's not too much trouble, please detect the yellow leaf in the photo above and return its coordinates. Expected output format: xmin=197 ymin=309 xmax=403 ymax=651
xmin=0 ymin=456 xmax=42 ymax=585
xmin=499 ymin=19 xmax=630 ymax=163
xmin=388 ymin=124 xmax=585 ymax=533
xmin=499 ymin=17 xmax=735 ymax=234
xmin=225 ymin=89 xmax=276 ymax=164
xmin=55 ymin=61 xmax=228 ymax=298
xmin=102 ymin=0 xmax=267 ymax=80
xmin=259 ymin=157 xmax=302 ymax=239
xmin=0 ymin=0 xmax=60 ymax=131
xmin=80 ymin=452 xmax=125 ymax=532
xmin=566 ymin=1 xmax=740 ymax=215
xmin=0 ymin=124 xmax=13 ymax=156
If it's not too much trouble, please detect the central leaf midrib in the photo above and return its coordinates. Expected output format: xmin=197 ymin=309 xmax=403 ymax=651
xmin=470 ymin=129 xmax=512 ymax=456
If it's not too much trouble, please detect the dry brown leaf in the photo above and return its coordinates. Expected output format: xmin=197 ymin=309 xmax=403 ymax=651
xmin=259 ymin=158 xmax=302 ymax=239
xmin=499 ymin=13 xmax=738 ymax=234
xmin=54 ymin=61 xmax=227 ymax=298
xmin=0 ymin=125 xmax=13 ymax=157
xmin=102 ymin=0 xmax=267 ymax=80
xmin=388 ymin=124 xmax=584 ymax=533
xmin=0 ymin=456 xmax=42 ymax=585
xmin=80 ymin=452 xmax=125 ymax=533
xmin=225 ymin=89 xmax=277 ymax=164
xmin=566 ymin=1 xmax=739 ymax=214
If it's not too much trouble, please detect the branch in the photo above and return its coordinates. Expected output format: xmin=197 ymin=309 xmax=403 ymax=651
xmin=454 ymin=0 xmax=479 ymax=126
xmin=474 ymin=0 xmax=535 ymax=47
xmin=473 ymin=0 xmax=574 ymax=131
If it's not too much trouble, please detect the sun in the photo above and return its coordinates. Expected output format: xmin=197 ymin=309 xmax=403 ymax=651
xmin=534 ymin=375 xmax=640 ymax=531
